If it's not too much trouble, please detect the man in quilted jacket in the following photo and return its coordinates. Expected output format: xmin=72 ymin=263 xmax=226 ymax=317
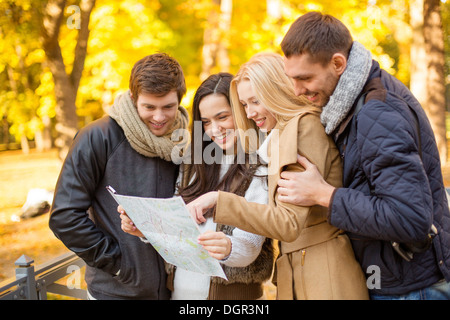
xmin=277 ymin=12 xmax=450 ymax=299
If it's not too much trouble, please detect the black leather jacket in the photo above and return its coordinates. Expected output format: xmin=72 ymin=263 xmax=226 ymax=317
xmin=49 ymin=116 xmax=178 ymax=299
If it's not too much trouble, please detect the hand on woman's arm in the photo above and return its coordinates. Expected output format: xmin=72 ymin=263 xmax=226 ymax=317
xmin=277 ymin=155 xmax=336 ymax=208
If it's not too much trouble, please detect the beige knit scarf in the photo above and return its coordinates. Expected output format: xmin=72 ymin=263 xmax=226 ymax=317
xmin=108 ymin=90 xmax=189 ymax=162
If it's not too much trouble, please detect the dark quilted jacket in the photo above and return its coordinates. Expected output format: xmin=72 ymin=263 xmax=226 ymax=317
xmin=331 ymin=61 xmax=450 ymax=295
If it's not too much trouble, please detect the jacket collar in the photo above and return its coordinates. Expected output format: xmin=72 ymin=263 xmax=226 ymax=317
xmin=333 ymin=60 xmax=383 ymax=142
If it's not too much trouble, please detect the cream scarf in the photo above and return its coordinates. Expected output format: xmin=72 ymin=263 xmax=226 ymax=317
xmin=320 ymin=41 xmax=373 ymax=134
xmin=108 ymin=90 xmax=189 ymax=162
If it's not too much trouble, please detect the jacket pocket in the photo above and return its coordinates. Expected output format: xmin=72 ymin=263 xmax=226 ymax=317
xmin=115 ymin=241 xmax=137 ymax=285
xmin=351 ymin=239 xmax=404 ymax=287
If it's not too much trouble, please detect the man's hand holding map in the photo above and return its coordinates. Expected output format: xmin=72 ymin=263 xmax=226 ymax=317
xmin=107 ymin=186 xmax=227 ymax=280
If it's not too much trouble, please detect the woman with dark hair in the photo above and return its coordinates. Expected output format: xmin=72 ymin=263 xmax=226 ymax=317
xmin=120 ymin=72 xmax=274 ymax=300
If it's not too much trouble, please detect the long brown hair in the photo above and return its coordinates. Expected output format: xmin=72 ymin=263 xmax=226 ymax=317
xmin=177 ymin=73 xmax=261 ymax=206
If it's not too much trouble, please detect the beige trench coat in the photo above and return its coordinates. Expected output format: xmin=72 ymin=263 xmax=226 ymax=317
xmin=214 ymin=109 xmax=369 ymax=300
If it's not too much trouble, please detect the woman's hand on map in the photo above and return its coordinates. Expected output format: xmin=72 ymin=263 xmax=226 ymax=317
xmin=186 ymin=191 xmax=218 ymax=224
xmin=118 ymin=205 xmax=144 ymax=238
xmin=198 ymin=230 xmax=231 ymax=260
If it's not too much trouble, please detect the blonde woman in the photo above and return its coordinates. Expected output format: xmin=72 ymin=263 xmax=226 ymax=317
xmin=188 ymin=52 xmax=369 ymax=300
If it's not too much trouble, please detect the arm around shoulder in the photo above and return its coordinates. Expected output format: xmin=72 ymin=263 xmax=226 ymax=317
xmin=277 ymin=114 xmax=341 ymax=206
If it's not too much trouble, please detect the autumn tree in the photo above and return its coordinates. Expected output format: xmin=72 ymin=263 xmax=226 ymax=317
xmin=200 ymin=0 xmax=232 ymax=80
xmin=410 ymin=0 xmax=447 ymax=164
xmin=41 ymin=0 xmax=95 ymax=159
xmin=0 ymin=1 xmax=48 ymax=152
xmin=1 ymin=0 xmax=448 ymax=160
xmin=424 ymin=0 xmax=447 ymax=163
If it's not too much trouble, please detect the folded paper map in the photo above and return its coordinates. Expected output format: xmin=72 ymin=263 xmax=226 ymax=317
xmin=107 ymin=186 xmax=227 ymax=280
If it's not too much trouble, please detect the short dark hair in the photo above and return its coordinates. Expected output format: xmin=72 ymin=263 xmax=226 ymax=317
xmin=281 ymin=12 xmax=353 ymax=65
xmin=129 ymin=53 xmax=186 ymax=104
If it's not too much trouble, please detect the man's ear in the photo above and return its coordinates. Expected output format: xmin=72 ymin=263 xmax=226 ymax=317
xmin=130 ymin=92 xmax=137 ymax=106
xmin=331 ymin=53 xmax=347 ymax=76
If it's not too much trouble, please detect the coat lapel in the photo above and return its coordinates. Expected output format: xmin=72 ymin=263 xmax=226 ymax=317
xmin=267 ymin=108 xmax=322 ymax=202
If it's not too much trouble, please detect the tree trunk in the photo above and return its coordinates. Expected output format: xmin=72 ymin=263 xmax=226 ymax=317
xmin=21 ymin=133 xmax=30 ymax=154
xmin=424 ymin=0 xmax=447 ymax=164
xmin=200 ymin=0 xmax=232 ymax=81
xmin=35 ymin=129 xmax=44 ymax=152
xmin=2 ymin=116 xmax=10 ymax=146
xmin=216 ymin=0 xmax=232 ymax=73
xmin=41 ymin=0 xmax=95 ymax=159
xmin=410 ymin=0 xmax=447 ymax=164
xmin=42 ymin=115 xmax=53 ymax=150
xmin=410 ymin=0 xmax=428 ymax=107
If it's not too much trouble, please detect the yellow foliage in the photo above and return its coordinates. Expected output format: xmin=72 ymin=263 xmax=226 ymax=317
xmin=24 ymin=49 xmax=45 ymax=66
xmin=304 ymin=2 xmax=323 ymax=12
xmin=1 ymin=0 xmax=448 ymax=144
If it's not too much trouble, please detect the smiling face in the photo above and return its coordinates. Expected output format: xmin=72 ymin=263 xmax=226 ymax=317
xmin=199 ymin=94 xmax=237 ymax=153
xmin=135 ymin=91 xmax=179 ymax=136
xmin=237 ymin=80 xmax=277 ymax=133
xmin=284 ymin=53 xmax=342 ymax=108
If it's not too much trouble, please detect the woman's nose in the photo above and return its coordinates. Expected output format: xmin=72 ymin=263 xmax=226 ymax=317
xmin=211 ymin=121 xmax=222 ymax=135
xmin=246 ymin=105 xmax=257 ymax=119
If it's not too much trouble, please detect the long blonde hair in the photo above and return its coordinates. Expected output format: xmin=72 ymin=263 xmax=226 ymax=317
xmin=230 ymin=52 xmax=313 ymax=152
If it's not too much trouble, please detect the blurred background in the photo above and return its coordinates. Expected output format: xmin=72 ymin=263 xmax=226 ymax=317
xmin=0 ymin=0 xmax=449 ymax=297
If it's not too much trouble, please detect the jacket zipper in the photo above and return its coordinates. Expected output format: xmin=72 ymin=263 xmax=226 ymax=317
xmin=301 ymin=249 xmax=307 ymax=299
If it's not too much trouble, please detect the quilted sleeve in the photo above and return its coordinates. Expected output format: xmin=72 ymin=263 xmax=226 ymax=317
xmin=330 ymin=98 xmax=434 ymax=243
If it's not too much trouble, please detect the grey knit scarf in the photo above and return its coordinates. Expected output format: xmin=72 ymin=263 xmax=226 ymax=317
xmin=320 ymin=41 xmax=373 ymax=134
xmin=108 ymin=90 xmax=189 ymax=162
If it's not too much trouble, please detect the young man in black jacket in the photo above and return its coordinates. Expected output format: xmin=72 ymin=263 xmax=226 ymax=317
xmin=49 ymin=53 xmax=189 ymax=300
